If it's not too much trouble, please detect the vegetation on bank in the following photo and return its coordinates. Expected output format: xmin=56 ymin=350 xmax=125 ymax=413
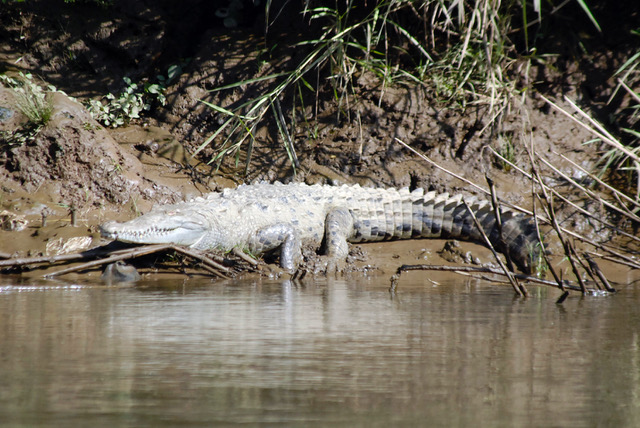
xmin=0 ymin=1 xmax=639 ymax=297
xmin=195 ymin=0 xmax=640 ymax=295
xmin=198 ymin=1 xmax=605 ymax=167
xmin=2 ymin=1 xmax=637 ymax=196
xmin=0 ymin=72 xmax=54 ymax=145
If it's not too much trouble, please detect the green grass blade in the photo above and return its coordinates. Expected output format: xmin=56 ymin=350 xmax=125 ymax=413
xmin=206 ymin=72 xmax=290 ymax=92
xmin=614 ymin=52 xmax=640 ymax=76
xmin=574 ymin=0 xmax=601 ymax=32
xmin=199 ymin=99 xmax=260 ymax=120
xmin=193 ymin=115 xmax=234 ymax=156
xmin=386 ymin=19 xmax=433 ymax=64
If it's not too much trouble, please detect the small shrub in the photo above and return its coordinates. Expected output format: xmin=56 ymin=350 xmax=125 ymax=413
xmin=87 ymin=76 xmax=167 ymax=128
xmin=0 ymin=72 xmax=54 ymax=126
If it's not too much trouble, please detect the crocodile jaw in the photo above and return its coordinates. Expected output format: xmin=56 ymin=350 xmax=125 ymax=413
xmin=100 ymin=217 xmax=207 ymax=247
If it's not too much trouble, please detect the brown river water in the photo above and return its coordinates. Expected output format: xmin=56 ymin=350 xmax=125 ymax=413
xmin=1 ymin=272 xmax=640 ymax=427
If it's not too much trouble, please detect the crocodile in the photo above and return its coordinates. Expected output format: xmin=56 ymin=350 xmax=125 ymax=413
xmin=100 ymin=182 xmax=541 ymax=273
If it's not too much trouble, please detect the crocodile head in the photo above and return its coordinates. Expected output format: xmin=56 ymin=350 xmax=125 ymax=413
xmin=100 ymin=208 xmax=210 ymax=247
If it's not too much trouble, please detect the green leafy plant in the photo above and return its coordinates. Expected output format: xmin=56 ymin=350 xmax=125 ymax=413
xmin=86 ymin=64 xmax=182 ymax=128
xmin=87 ymin=76 xmax=167 ymax=128
xmin=87 ymin=77 xmax=148 ymax=127
xmin=143 ymin=62 xmax=186 ymax=108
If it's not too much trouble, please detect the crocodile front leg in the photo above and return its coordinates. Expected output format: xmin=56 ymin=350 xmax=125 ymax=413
xmin=249 ymin=223 xmax=302 ymax=273
xmin=323 ymin=207 xmax=355 ymax=271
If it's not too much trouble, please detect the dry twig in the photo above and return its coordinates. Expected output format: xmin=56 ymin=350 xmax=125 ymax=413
xmin=389 ymin=264 xmax=598 ymax=294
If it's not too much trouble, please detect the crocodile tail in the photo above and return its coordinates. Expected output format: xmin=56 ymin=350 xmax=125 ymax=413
xmin=414 ymin=192 xmax=541 ymax=273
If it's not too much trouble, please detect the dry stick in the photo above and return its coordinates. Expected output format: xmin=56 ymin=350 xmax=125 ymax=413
xmin=556 ymin=151 xmax=640 ymax=212
xmin=486 ymin=176 xmax=519 ymax=274
xmin=616 ymin=78 xmax=640 ymax=105
xmin=586 ymin=248 xmax=640 ymax=270
xmin=232 ymin=247 xmax=259 ymax=266
xmin=549 ymin=185 xmax=640 ymax=244
xmin=495 ymin=146 xmax=640 ymax=267
xmin=193 ymin=263 xmax=228 ymax=278
xmin=569 ymin=230 xmax=640 ymax=269
xmin=566 ymin=95 xmax=640 ymax=163
xmin=541 ymin=94 xmax=640 ymax=164
xmin=581 ymin=253 xmax=616 ymax=292
xmin=612 ymin=191 xmax=640 ymax=219
xmin=491 ymin=146 xmax=640 ymax=245
xmin=0 ymin=247 xmax=119 ymax=268
xmin=2 ymin=243 xmax=252 ymax=280
xmin=45 ymin=245 xmax=231 ymax=279
xmin=154 ymin=246 xmax=232 ymax=276
xmin=569 ymin=241 xmax=603 ymax=290
xmin=526 ymin=145 xmax=590 ymax=293
xmin=538 ymin=156 xmax=640 ymax=223
xmin=395 ymin=138 xmax=490 ymax=196
xmin=462 ymin=199 xmax=525 ymax=296
xmin=500 ymin=147 xmax=640 ymax=269
xmin=537 ymin=185 xmax=588 ymax=294
xmin=540 ymin=158 xmax=640 ymax=272
xmin=548 ymin=94 xmax=640 ymax=204
xmin=169 ymin=245 xmax=230 ymax=274
xmin=44 ymin=245 xmax=174 ymax=278
xmin=390 ymin=265 xmax=588 ymax=293
xmin=204 ymin=250 xmax=227 ymax=265
xmin=0 ymin=243 xmax=196 ymax=270
xmin=527 ymin=152 xmax=565 ymax=292
xmin=559 ymin=230 xmax=615 ymax=292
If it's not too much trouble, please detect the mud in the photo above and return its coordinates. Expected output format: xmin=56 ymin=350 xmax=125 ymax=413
xmin=0 ymin=1 xmax=638 ymax=282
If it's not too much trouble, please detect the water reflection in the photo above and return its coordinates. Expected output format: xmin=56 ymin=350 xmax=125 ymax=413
xmin=1 ymin=275 xmax=639 ymax=426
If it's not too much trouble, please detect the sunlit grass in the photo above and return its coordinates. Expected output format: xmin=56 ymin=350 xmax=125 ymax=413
xmin=0 ymin=72 xmax=53 ymax=127
xmin=200 ymin=0 xmax=602 ymax=173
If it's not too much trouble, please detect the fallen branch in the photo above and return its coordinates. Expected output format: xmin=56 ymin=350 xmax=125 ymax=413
xmin=232 ymin=247 xmax=259 ymax=266
xmin=43 ymin=244 xmax=175 ymax=278
xmin=0 ymin=242 xmax=241 ymax=280
xmin=389 ymin=264 xmax=600 ymax=294
xmin=169 ymin=246 xmax=231 ymax=276
xmin=0 ymin=249 xmax=103 ymax=268
xmin=43 ymin=244 xmax=234 ymax=279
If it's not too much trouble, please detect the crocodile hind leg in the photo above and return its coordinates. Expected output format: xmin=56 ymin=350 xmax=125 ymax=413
xmin=323 ymin=207 xmax=355 ymax=272
xmin=249 ymin=223 xmax=302 ymax=273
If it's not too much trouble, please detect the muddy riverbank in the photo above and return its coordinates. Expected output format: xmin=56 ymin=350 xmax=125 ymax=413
xmin=0 ymin=1 xmax=638 ymax=283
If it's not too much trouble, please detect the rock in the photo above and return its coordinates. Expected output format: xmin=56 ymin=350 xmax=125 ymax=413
xmin=101 ymin=261 xmax=141 ymax=283
xmin=0 ymin=210 xmax=27 ymax=231
xmin=45 ymin=236 xmax=93 ymax=255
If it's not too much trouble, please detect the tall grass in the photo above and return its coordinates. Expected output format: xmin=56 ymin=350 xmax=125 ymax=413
xmin=598 ymin=46 xmax=640 ymax=201
xmin=0 ymin=72 xmax=54 ymax=127
xmin=200 ymin=0 xmax=601 ymax=172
